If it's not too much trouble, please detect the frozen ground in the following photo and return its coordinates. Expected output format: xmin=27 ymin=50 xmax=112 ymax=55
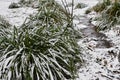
xmin=73 ymin=0 xmax=120 ymax=80
xmin=0 ymin=0 xmax=120 ymax=80
xmin=0 ymin=0 xmax=37 ymax=26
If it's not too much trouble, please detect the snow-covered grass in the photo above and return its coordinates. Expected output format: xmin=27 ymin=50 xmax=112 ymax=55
xmin=0 ymin=0 xmax=120 ymax=80
xmin=0 ymin=0 xmax=82 ymax=80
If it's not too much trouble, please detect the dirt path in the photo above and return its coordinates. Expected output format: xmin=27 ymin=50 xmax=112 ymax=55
xmin=79 ymin=16 xmax=113 ymax=48
xmin=76 ymin=15 xmax=120 ymax=80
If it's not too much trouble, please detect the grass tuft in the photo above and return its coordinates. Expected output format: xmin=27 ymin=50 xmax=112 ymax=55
xmin=0 ymin=0 xmax=82 ymax=80
xmin=95 ymin=2 xmax=120 ymax=31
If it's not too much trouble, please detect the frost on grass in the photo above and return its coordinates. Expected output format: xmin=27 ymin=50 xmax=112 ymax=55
xmin=0 ymin=0 xmax=120 ymax=80
xmin=0 ymin=0 xmax=82 ymax=80
xmin=0 ymin=15 xmax=11 ymax=28
xmin=88 ymin=0 xmax=120 ymax=31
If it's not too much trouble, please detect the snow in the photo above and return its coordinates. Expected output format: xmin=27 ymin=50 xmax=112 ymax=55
xmin=0 ymin=0 xmax=37 ymax=26
xmin=73 ymin=0 xmax=120 ymax=80
xmin=0 ymin=0 xmax=120 ymax=80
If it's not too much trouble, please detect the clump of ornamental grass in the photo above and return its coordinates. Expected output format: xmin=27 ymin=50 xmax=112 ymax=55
xmin=0 ymin=15 xmax=11 ymax=28
xmin=0 ymin=23 xmax=81 ymax=80
xmin=0 ymin=0 xmax=82 ymax=80
xmin=93 ymin=0 xmax=111 ymax=13
xmin=0 ymin=15 xmax=12 ymax=58
xmin=30 ymin=0 xmax=81 ymax=38
xmin=85 ymin=0 xmax=111 ymax=14
xmin=85 ymin=0 xmax=120 ymax=31
xmin=94 ymin=1 xmax=120 ymax=31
